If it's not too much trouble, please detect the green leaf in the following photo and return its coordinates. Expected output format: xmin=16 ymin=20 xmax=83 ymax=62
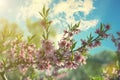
xmin=46 ymin=8 xmax=50 ymax=17
xmin=42 ymin=34 xmax=46 ymax=39
xmin=43 ymin=5 xmax=46 ymax=16
xmin=67 ymin=24 xmax=71 ymax=30
xmin=77 ymin=21 xmax=80 ymax=27
xmin=28 ymin=34 xmax=36 ymax=42
xmin=72 ymin=24 xmax=77 ymax=30
xmin=31 ymin=34 xmax=36 ymax=39
xmin=116 ymin=61 xmax=119 ymax=69
xmin=39 ymin=12 xmax=43 ymax=17
xmin=89 ymin=33 xmax=93 ymax=41
xmin=71 ymin=42 xmax=77 ymax=50
xmin=71 ymin=52 xmax=74 ymax=61
xmin=17 ymin=34 xmax=23 ymax=41
xmin=97 ymin=37 xmax=103 ymax=41
xmin=100 ymin=23 xmax=104 ymax=31
xmin=70 ymin=22 xmax=80 ymax=31
xmin=87 ymin=33 xmax=93 ymax=43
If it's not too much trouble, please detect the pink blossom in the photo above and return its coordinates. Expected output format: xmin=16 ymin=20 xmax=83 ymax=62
xmin=118 ymin=43 xmax=120 ymax=52
xmin=75 ymin=55 xmax=86 ymax=65
xmin=88 ymin=42 xmax=93 ymax=48
xmin=66 ymin=42 xmax=72 ymax=48
xmin=105 ymin=24 xmax=110 ymax=30
xmin=68 ymin=32 xmax=73 ymax=37
xmin=42 ymin=40 xmax=55 ymax=55
xmin=27 ymin=44 xmax=36 ymax=54
xmin=72 ymin=62 xmax=79 ymax=69
xmin=38 ymin=64 xmax=44 ymax=70
xmin=95 ymin=29 xmax=100 ymax=34
xmin=27 ymin=55 xmax=34 ymax=63
xmin=63 ymin=30 xmax=68 ymax=34
xmin=101 ymin=33 xmax=109 ymax=38
xmin=38 ymin=62 xmax=50 ymax=70
xmin=19 ymin=49 xmax=25 ymax=59
xmin=117 ymin=70 xmax=120 ymax=76
xmin=81 ymin=39 xmax=87 ymax=45
xmin=58 ymin=40 xmax=66 ymax=48
xmin=94 ymin=41 xmax=101 ymax=47
xmin=35 ymin=49 xmax=43 ymax=59
xmin=19 ymin=65 xmax=28 ymax=75
xmin=65 ymin=61 xmax=73 ymax=68
xmin=74 ymin=29 xmax=80 ymax=34
xmin=117 ymin=32 xmax=120 ymax=36
xmin=111 ymin=35 xmax=116 ymax=45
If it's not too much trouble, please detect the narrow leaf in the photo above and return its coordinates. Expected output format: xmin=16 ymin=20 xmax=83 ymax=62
xmin=71 ymin=42 xmax=77 ymax=50
xmin=43 ymin=5 xmax=46 ymax=16
xmin=46 ymin=8 xmax=50 ymax=17
xmin=39 ymin=12 xmax=43 ymax=17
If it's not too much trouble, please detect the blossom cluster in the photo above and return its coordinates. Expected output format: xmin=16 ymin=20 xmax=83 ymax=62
xmin=0 ymin=24 xmax=110 ymax=79
xmin=0 ymin=6 xmax=110 ymax=80
xmin=102 ymin=31 xmax=120 ymax=80
xmin=102 ymin=67 xmax=120 ymax=80
xmin=111 ymin=32 xmax=120 ymax=52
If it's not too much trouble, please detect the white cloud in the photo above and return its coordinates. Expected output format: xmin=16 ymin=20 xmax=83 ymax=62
xmin=80 ymin=19 xmax=98 ymax=30
xmin=51 ymin=0 xmax=97 ymax=31
xmin=15 ymin=0 xmax=99 ymax=47
xmin=53 ymin=0 xmax=95 ymax=17
xmin=17 ymin=0 xmax=98 ymax=31
xmin=17 ymin=0 xmax=52 ymax=20
xmin=82 ymin=0 xmax=95 ymax=16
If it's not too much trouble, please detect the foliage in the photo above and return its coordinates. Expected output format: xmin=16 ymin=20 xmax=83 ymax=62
xmin=86 ymin=32 xmax=120 ymax=80
xmin=61 ymin=50 xmax=116 ymax=80
xmin=0 ymin=6 xmax=110 ymax=80
xmin=101 ymin=32 xmax=120 ymax=80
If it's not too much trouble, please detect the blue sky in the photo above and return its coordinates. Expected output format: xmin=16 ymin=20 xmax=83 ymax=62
xmin=73 ymin=0 xmax=120 ymax=54
xmin=0 ymin=0 xmax=120 ymax=54
xmin=86 ymin=0 xmax=120 ymax=53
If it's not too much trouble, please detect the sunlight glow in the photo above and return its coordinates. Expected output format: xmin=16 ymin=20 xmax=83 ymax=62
xmin=0 ymin=0 xmax=7 ymax=11
xmin=0 ymin=0 xmax=6 ymax=7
